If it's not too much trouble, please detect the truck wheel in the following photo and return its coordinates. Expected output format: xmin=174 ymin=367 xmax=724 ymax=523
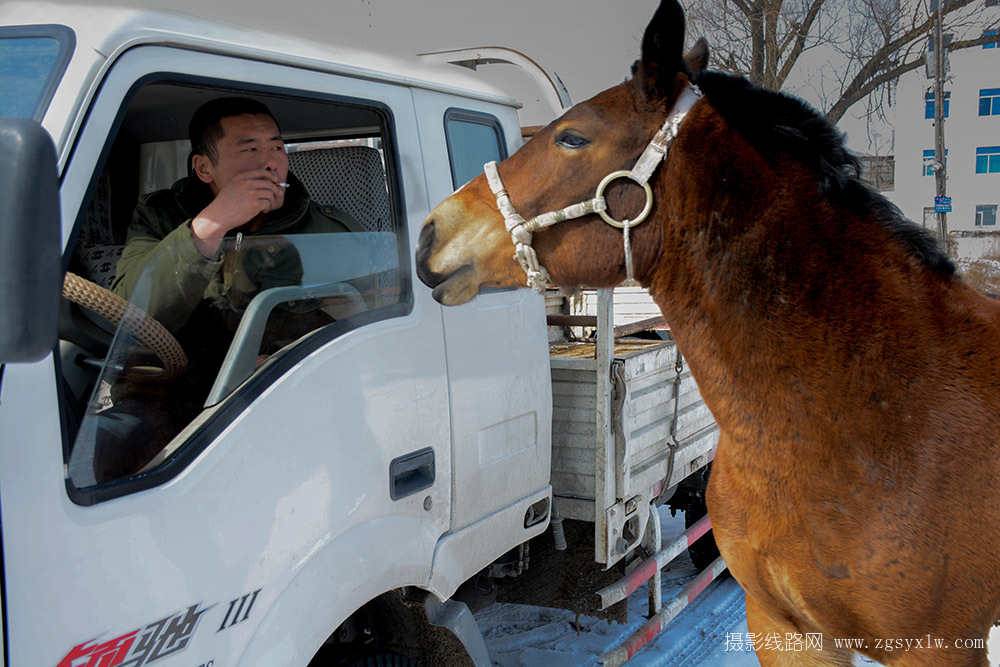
xmin=683 ymin=493 xmax=721 ymax=572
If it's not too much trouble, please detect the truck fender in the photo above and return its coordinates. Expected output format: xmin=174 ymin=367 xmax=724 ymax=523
xmin=237 ymin=514 xmax=440 ymax=666
xmin=419 ymin=590 xmax=490 ymax=666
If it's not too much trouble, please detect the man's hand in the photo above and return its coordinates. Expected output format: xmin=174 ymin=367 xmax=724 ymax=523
xmin=190 ymin=169 xmax=287 ymax=257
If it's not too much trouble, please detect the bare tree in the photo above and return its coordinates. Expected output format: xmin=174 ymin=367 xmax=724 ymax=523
xmin=685 ymin=0 xmax=1000 ymax=123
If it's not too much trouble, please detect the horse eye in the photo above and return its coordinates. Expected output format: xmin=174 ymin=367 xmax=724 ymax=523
xmin=555 ymin=131 xmax=590 ymax=149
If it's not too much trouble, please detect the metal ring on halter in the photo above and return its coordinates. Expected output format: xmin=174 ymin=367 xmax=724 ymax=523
xmin=595 ymin=170 xmax=654 ymax=229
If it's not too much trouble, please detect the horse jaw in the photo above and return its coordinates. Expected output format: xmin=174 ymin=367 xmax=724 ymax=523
xmin=416 ymin=182 xmax=525 ymax=305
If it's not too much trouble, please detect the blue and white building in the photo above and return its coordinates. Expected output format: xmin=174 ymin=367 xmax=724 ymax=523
xmin=893 ymin=7 xmax=1000 ymax=262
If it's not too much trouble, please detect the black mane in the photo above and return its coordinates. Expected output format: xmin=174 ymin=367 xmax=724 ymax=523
xmin=690 ymin=70 xmax=954 ymax=275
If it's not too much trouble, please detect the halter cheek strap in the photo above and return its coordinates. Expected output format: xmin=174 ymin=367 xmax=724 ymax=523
xmin=484 ymin=162 xmax=608 ymax=291
xmin=485 ymin=83 xmax=702 ymax=291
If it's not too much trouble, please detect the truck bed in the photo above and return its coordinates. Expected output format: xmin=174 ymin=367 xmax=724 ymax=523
xmin=548 ymin=337 xmax=719 ymax=564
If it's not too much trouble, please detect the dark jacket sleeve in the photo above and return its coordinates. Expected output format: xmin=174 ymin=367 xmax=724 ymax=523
xmin=112 ymin=191 xmax=223 ymax=332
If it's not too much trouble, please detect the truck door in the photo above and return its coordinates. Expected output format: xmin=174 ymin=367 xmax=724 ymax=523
xmin=412 ymin=89 xmax=552 ymax=538
xmin=0 ymin=42 xmax=453 ymax=666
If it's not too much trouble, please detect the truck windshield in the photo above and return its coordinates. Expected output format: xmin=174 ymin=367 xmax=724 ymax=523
xmin=0 ymin=27 xmax=74 ymax=120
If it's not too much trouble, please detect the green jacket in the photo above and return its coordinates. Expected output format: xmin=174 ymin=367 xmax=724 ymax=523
xmin=112 ymin=173 xmax=362 ymax=333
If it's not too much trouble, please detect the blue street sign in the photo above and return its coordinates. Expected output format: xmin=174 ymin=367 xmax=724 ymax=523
xmin=934 ymin=196 xmax=952 ymax=213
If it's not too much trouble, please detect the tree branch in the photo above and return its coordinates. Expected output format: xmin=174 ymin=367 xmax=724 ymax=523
xmin=686 ymin=0 xmax=997 ymax=125
xmin=949 ymin=32 xmax=1000 ymax=50
xmin=827 ymin=57 xmax=925 ymax=123
xmin=775 ymin=0 xmax=825 ymax=88
xmin=731 ymin=0 xmax=754 ymax=18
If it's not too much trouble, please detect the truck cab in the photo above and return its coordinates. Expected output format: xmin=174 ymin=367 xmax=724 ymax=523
xmin=0 ymin=6 xmax=552 ymax=665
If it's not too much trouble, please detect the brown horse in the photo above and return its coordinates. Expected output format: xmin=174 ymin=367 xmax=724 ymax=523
xmin=416 ymin=1 xmax=1000 ymax=664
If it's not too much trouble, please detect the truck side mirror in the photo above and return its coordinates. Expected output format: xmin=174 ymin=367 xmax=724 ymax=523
xmin=0 ymin=117 xmax=61 ymax=363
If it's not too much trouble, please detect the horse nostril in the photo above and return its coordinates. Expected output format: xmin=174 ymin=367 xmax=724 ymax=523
xmin=417 ymin=220 xmax=436 ymax=254
xmin=416 ymin=221 xmax=442 ymax=287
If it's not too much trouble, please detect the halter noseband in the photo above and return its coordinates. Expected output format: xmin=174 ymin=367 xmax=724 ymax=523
xmin=484 ymin=83 xmax=702 ymax=291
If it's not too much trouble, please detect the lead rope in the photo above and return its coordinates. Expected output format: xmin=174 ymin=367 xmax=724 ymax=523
xmin=485 ymin=84 xmax=702 ymax=292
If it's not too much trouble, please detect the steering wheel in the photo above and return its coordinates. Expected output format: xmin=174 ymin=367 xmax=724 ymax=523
xmin=62 ymin=272 xmax=188 ymax=382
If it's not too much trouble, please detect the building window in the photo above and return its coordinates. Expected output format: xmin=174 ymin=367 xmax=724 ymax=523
xmin=925 ymin=91 xmax=950 ymax=119
xmin=923 ymin=149 xmax=947 ymax=176
xmin=977 ymin=205 xmax=998 ymax=226
xmin=980 ymin=88 xmax=1000 ymax=116
xmin=986 ymin=29 xmax=998 ymax=48
xmin=976 ymin=146 xmax=1000 ymax=173
xmin=923 ymin=207 xmax=936 ymax=229
xmin=858 ymin=155 xmax=894 ymax=191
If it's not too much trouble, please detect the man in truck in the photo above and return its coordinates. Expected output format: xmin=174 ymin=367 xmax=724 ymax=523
xmin=92 ymin=96 xmax=363 ymax=482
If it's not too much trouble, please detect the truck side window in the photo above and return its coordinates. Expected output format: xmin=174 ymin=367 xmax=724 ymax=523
xmin=62 ymin=82 xmax=408 ymax=499
xmin=444 ymin=109 xmax=507 ymax=189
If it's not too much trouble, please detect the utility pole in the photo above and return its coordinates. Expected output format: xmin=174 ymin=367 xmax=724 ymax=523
xmin=933 ymin=0 xmax=949 ymax=251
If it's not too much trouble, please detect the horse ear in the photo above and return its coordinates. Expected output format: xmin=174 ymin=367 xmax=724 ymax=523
xmin=638 ymin=0 xmax=687 ymax=100
xmin=685 ymin=37 xmax=710 ymax=75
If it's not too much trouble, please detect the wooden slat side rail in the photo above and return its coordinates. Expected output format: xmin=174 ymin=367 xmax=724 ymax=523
xmin=546 ymin=314 xmax=667 ymax=339
xmin=547 ymin=314 xmax=597 ymax=328
xmin=612 ymin=316 xmax=667 ymax=339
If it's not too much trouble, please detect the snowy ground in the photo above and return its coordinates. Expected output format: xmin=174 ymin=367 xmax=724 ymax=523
xmin=475 ymin=510 xmax=999 ymax=666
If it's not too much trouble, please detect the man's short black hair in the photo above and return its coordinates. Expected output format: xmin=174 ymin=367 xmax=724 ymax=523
xmin=188 ymin=96 xmax=280 ymax=165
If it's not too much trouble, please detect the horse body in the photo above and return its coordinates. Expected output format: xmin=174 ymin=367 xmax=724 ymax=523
xmin=416 ymin=1 xmax=1000 ymax=663
xmin=653 ymin=91 xmax=1000 ymax=664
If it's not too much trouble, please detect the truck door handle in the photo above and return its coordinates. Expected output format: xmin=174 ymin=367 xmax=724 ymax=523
xmin=389 ymin=447 xmax=435 ymax=500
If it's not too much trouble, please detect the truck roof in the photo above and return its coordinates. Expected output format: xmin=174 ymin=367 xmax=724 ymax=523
xmin=4 ymin=1 xmax=521 ymax=99
xmin=3 ymin=2 xmax=522 ymax=160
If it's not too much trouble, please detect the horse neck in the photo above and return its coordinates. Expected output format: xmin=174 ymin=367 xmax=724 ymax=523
xmin=639 ymin=106 xmax=952 ymax=445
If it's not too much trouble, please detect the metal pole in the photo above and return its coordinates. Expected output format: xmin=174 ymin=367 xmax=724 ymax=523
xmin=594 ymin=288 xmax=615 ymax=564
xmin=933 ymin=0 xmax=948 ymax=250
xmin=596 ymin=514 xmax=715 ymax=609
xmin=646 ymin=504 xmax=662 ymax=617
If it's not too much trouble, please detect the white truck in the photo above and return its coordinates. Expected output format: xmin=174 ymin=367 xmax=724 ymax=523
xmin=0 ymin=6 xmax=720 ymax=665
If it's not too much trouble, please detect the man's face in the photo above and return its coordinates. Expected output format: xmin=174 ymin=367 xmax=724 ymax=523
xmin=197 ymin=113 xmax=289 ymax=208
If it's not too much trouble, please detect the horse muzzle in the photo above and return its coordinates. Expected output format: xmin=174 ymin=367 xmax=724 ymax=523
xmin=415 ymin=219 xmax=482 ymax=305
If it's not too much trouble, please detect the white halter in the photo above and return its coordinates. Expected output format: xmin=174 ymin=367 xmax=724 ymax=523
xmin=484 ymin=84 xmax=702 ymax=291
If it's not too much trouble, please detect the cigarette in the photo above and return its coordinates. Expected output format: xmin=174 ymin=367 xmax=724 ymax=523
xmin=279 ymin=182 xmax=289 ymax=188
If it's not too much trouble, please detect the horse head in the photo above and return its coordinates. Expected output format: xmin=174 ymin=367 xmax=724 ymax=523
xmin=416 ymin=0 xmax=707 ymax=305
